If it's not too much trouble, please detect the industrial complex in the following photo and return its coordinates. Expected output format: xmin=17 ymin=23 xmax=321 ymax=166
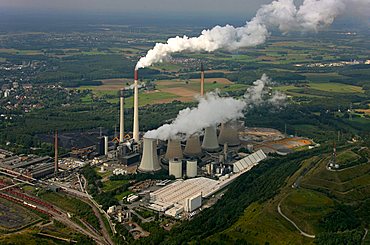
xmin=0 ymin=65 xmax=314 ymax=241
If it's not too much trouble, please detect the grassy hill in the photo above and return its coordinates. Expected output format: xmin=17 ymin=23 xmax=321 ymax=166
xmin=207 ymin=144 xmax=370 ymax=245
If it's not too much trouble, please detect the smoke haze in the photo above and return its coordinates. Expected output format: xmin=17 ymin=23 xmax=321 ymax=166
xmin=136 ymin=0 xmax=365 ymax=69
xmin=144 ymin=74 xmax=284 ymax=140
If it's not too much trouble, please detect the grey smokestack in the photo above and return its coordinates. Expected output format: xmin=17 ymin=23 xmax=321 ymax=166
xmin=54 ymin=130 xmax=58 ymax=175
xmin=119 ymin=89 xmax=125 ymax=142
xmin=200 ymin=63 xmax=205 ymax=96
xmin=133 ymin=70 xmax=139 ymax=142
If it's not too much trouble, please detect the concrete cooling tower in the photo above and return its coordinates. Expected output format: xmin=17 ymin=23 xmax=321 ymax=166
xmin=184 ymin=135 xmax=202 ymax=157
xmin=202 ymin=126 xmax=220 ymax=152
xmin=169 ymin=159 xmax=182 ymax=179
xmin=218 ymin=121 xmax=240 ymax=146
xmin=138 ymin=138 xmax=161 ymax=172
xmin=164 ymin=139 xmax=183 ymax=162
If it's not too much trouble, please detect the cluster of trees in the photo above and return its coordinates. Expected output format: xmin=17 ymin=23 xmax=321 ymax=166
xmin=225 ymin=70 xmax=306 ymax=85
xmin=315 ymin=201 xmax=370 ymax=245
xmin=81 ymin=166 xmax=119 ymax=210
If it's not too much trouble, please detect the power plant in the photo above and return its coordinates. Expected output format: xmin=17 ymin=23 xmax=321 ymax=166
xmin=0 ymin=61 xmax=305 ymax=228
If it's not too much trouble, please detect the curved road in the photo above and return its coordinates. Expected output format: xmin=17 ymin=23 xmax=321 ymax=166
xmin=277 ymin=202 xmax=316 ymax=239
xmin=363 ymin=228 xmax=368 ymax=243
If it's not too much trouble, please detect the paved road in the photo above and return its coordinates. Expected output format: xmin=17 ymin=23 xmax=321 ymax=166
xmin=277 ymin=201 xmax=315 ymax=239
xmin=363 ymin=228 xmax=368 ymax=244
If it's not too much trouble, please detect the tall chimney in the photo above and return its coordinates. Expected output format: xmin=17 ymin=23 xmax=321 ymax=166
xmin=200 ymin=63 xmax=205 ymax=96
xmin=138 ymin=138 xmax=161 ymax=172
xmin=54 ymin=130 xmax=58 ymax=175
xmin=133 ymin=70 xmax=139 ymax=142
xmin=104 ymin=136 xmax=108 ymax=156
xmin=119 ymin=89 xmax=125 ymax=142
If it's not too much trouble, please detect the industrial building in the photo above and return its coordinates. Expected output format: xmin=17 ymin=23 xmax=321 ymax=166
xmin=148 ymin=149 xmax=267 ymax=217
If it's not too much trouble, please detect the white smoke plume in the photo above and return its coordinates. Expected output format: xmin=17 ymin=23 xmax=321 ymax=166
xmin=144 ymin=92 xmax=246 ymax=140
xmin=244 ymin=74 xmax=286 ymax=107
xmin=135 ymin=0 xmax=361 ymax=70
xmin=144 ymin=74 xmax=284 ymax=140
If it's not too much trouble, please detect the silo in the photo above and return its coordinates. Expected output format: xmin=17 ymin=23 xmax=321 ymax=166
xmin=184 ymin=135 xmax=202 ymax=157
xmin=165 ymin=139 xmax=183 ymax=162
xmin=218 ymin=121 xmax=240 ymax=146
xmin=202 ymin=126 xmax=220 ymax=152
xmin=138 ymin=138 xmax=161 ymax=172
xmin=186 ymin=160 xmax=197 ymax=178
xmin=169 ymin=159 xmax=182 ymax=178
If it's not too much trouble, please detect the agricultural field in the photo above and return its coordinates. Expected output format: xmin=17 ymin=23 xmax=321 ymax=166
xmin=78 ymin=77 xmax=248 ymax=106
xmin=274 ymin=81 xmax=364 ymax=99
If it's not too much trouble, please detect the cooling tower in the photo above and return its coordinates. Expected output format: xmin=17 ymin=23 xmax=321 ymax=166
xmin=186 ymin=160 xmax=197 ymax=178
xmin=133 ymin=70 xmax=139 ymax=142
xmin=164 ymin=139 xmax=183 ymax=162
xmin=218 ymin=121 xmax=240 ymax=146
xmin=169 ymin=159 xmax=182 ymax=178
xmin=184 ymin=135 xmax=202 ymax=157
xmin=202 ymin=126 xmax=220 ymax=152
xmin=138 ymin=138 xmax=161 ymax=172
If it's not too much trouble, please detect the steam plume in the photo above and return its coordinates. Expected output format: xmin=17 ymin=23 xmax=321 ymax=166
xmin=136 ymin=0 xmax=359 ymax=70
xmin=244 ymin=74 xmax=286 ymax=107
xmin=144 ymin=74 xmax=283 ymax=140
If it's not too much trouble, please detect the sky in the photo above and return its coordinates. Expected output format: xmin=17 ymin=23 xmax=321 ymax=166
xmin=0 ymin=0 xmax=273 ymax=16
xmin=0 ymin=0 xmax=368 ymax=29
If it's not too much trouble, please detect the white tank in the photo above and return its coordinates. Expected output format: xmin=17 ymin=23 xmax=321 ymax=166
xmin=169 ymin=159 xmax=182 ymax=178
xmin=165 ymin=139 xmax=183 ymax=161
xmin=202 ymin=126 xmax=219 ymax=152
xmin=218 ymin=121 xmax=240 ymax=146
xmin=184 ymin=135 xmax=202 ymax=157
xmin=186 ymin=160 xmax=197 ymax=178
xmin=138 ymin=138 xmax=161 ymax=172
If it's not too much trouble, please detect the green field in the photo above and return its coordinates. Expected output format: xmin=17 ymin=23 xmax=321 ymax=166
xmin=300 ymin=151 xmax=370 ymax=202
xmin=308 ymin=82 xmax=364 ymax=93
xmin=209 ymin=202 xmax=313 ymax=244
xmin=274 ymin=81 xmax=364 ymax=99
xmin=114 ymin=190 xmax=132 ymax=201
xmin=280 ymin=189 xmax=334 ymax=234
xmin=102 ymin=179 xmax=129 ymax=192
